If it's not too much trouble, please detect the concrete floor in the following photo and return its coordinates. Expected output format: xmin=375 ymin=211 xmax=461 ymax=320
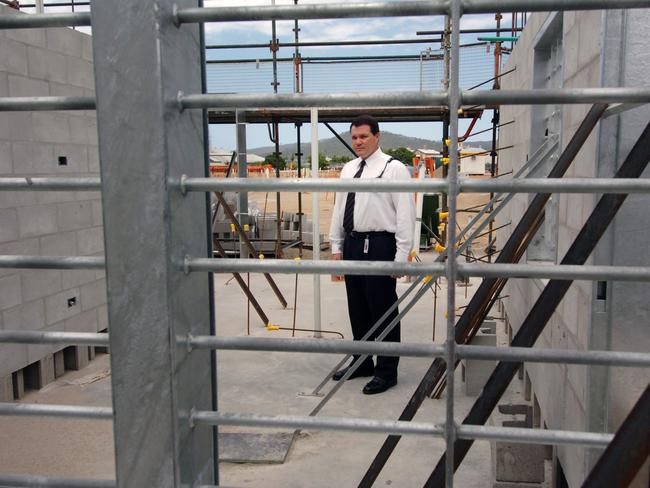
xmin=0 ymin=250 xmax=548 ymax=487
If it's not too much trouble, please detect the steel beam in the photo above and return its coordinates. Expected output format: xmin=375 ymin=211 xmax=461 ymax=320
xmin=425 ymin=119 xmax=650 ymax=486
xmin=90 ymin=0 xmax=215 ymax=486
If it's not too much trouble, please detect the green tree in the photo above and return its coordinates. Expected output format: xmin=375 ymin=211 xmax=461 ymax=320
xmin=264 ymin=153 xmax=287 ymax=170
xmin=386 ymin=147 xmax=415 ymax=165
xmin=308 ymin=151 xmax=330 ymax=170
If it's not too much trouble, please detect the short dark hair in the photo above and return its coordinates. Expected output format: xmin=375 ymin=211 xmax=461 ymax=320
xmin=350 ymin=115 xmax=380 ymax=135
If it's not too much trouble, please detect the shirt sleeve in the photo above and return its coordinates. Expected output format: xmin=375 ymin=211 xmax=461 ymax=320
xmin=391 ymin=162 xmax=416 ymax=262
xmin=329 ymin=189 xmax=345 ymax=254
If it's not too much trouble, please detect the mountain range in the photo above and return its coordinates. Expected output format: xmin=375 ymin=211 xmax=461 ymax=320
xmin=247 ymin=131 xmax=493 ymax=159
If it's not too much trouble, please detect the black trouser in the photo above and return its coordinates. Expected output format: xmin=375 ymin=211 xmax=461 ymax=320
xmin=343 ymin=231 xmax=400 ymax=381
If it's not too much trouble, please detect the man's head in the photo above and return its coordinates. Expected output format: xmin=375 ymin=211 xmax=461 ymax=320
xmin=350 ymin=115 xmax=380 ymax=160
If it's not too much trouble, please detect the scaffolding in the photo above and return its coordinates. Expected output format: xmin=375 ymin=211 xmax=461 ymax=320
xmin=0 ymin=1 xmax=650 ymax=487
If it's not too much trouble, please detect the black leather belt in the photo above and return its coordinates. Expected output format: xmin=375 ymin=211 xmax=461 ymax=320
xmin=346 ymin=230 xmax=395 ymax=239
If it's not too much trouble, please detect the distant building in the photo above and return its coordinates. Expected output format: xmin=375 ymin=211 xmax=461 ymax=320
xmin=459 ymin=146 xmax=489 ymax=175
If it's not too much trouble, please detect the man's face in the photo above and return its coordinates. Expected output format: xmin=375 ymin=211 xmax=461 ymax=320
xmin=351 ymin=124 xmax=380 ymax=160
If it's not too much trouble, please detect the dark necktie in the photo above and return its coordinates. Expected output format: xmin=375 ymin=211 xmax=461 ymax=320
xmin=343 ymin=160 xmax=366 ymax=232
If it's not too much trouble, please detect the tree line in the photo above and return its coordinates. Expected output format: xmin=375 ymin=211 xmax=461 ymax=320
xmin=263 ymin=147 xmax=416 ymax=170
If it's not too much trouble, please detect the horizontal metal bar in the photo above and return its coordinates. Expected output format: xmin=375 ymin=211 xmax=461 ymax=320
xmin=186 ymin=257 xmax=444 ymax=277
xmin=182 ymin=176 xmax=650 ymax=194
xmin=0 ymin=331 xmax=109 ymax=346
xmin=189 ymin=335 xmax=447 ymax=358
xmin=0 ymin=96 xmax=95 ymax=111
xmin=206 ymin=37 xmax=442 ymax=50
xmin=462 ymin=0 xmax=649 ymax=14
xmin=179 ymin=91 xmax=448 ymax=110
xmin=602 ymin=102 xmax=647 ymax=119
xmin=457 ymin=425 xmax=613 ymax=448
xmin=457 ymin=345 xmax=650 ymax=368
xmin=0 ymin=177 xmax=101 ymax=191
xmin=0 ymin=402 xmax=112 ymax=419
xmin=190 ymin=335 xmax=650 ymax=368
xmin=463 ymin=88 xmax=650 ymax=106
xmin=0 ymin=255 xmax=105 ymax=269
xmin=461 ymin=178 xmax=650 ymax=194
xmin=0 ymin=11 xmax=90 ymax=29
xmin=0 ymin=474 xmax=115 ymax=488
xmin=459 ymin=263 xmax=650 ymax=281
xmin=192 ymin=410 xmax=444 ymax=437
xmin=176 ymin=1 xmax=448 ymax=24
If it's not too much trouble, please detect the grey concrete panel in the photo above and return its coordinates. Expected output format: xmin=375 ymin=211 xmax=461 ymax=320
xmin=2 ymin=299 xmax=45 ymax=330
xmin=66 ymin=56 xmax=94 ymax=89
xmin=27 ymin=46 xmax=67 ymax=84
xmin=0 ymin=274 xmax=21 ymax=311
xmin=31 ymin=112 xmax=72 ymax=144
xmin=0 ymin=72 xmax=7 ymax=97
xmin=5 ymin=27 xmax=46 ymax=49
xmin=3 ymin=112 xmax=34 ymax=143
xmin=21 ymin=269 xmax=63 ymax=302
xmin=64 ymin=308 xmax=98 ymax=333
xmin=12 ymin=370 xmax=24 ymax=399
xmin=7 ymin=74 xmax=49 ymax=97
xmin=0 ymin=238 xmax=39 ymax=279
xmin=81 ymin=37 xmax=93 ymax=62
xmin=11 ymin=141 xmax=55 ymax=175
xmin=56 ymin=201 xmax=93 ymax=232
xmin=63 ymin=344 xmax=89 ymax=371
xmin=96 ymin=304 xmax=108 ymax=331
xmin=53 ymin=349 xmax=65 ymax=377
xmin=40 ymin=231 xmax=77 ymax=256
xmin=44 ymin=287 xmax=80 ymax=325
xmin=0 ymin=208 xmax=18 ymax=243
xmin=76 ymin=227 xmax=104 ymax=255
xmin=0 ymin=38 xmax=28 ymax=76
xmin=79 ymin=279 xmax=106 ymax=312
xmin=0 ymin=141 xmax=12 ymax=174
xmin=0 ymin=375 xmax=13 ymax=402
xmin=218 ymin=432 xmax=293 ymax=464
xmin=67 ymin=115 xmax=90 ymax=145
xmin=91 ymin=200 xmax=103 ymax=226
xmin=45 ymin=28 xmax=83 ymax=58
xmin=0 ymin=343 xmax=28 ymax=380
xmin=495 ymin=442 xmax=546 ymax=483
xmin=61 ymin=269 xmax=98 ymax=290
xmin=17 ymin=204 xmax=58 ymax=238
xmin=48 ymin=81 xmax=85 ymax=98
xmin=52 ymin=143 xmax=89 ymax=173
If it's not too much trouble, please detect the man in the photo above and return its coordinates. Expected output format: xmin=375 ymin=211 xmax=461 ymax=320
xmin=329 ymin=115 xmax=415 ymax=395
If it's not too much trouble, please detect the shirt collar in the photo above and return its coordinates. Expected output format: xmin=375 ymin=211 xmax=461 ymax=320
xmin=364 ymin=147 xmax=386 ymax=168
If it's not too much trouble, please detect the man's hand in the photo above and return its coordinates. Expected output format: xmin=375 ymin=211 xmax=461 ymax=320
xmin=331 ymin=252 xmax=343 ymax=281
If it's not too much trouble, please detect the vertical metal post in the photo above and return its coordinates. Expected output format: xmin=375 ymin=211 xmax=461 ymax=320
xmin=311 ymin=108 xmax=322 ymax=338
xmin=35 ymin=0 xmax=44 ymax=13
xmin=90 ymin=1 xmax=215 ymax=486
xmin=445 ymin=1 xmax=461 ymax=486
xmin=236 ymin=110 xmax=248 ymax=259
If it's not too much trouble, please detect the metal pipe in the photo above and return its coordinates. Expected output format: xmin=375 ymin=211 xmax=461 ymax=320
xmin=206 ymin=38 xmax=443 ymax=50
xmin=417 ymin=27 xmax=522 ymax=35
xmin=459 ymin=263 xmax=650 ymax=281
xmin=0 ymin=96 xmax=95 ymax=111
xmin=176 ymin=2 xmax=448 ymax=24
xmin=461 ymin=0 xmax=650 ymax=14
xmin=0 ymin=11 xmax=90 ymax=28
xmin=0 ymin=474 xmax=115 ymax=488
xmin=0 ymin=331 xmax=109 ymax=346
xmin=310 ymin=108 xmax=322 ymax=338
xmin=181 ymin=176 xmax=650 ymax=194
xmin=0 ymin=177 xmax=101 ymax=190
xmin=179 ymin=91 xmax=448 ymax=110
xmin=457 ymin=425 xmax=612 ymax=447
xmin=0 ymin=402 xmax=112 ymax=419
xmin=462 ymin=87 xmax=650 ymax=105
xmin=0 ymin=255 xmax=105 ymax=269
xmin=206 ymin=54 xmax=435 ymax=64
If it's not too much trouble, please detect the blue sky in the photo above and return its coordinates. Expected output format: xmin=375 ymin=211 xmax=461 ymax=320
xmin=203 ymin=0 xmax=514 ymax=152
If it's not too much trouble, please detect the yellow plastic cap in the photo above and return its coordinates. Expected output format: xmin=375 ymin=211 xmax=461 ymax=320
xmin=243 ymin=224 xmax=250 ymax=232
xmin=258 ymin=254 xmax=265 ymax=259
xmin=423 ymin=275 xmax=433 ymax=284
xmin=230 ymin=223 xmax=236 ymax=232
xmin=266 ymin=323 xmax=280 ymax=331
xmin=434 ymin=243 xmax=446 ymax=253
xmin=439 ymin=211 xmax=449 ymax=220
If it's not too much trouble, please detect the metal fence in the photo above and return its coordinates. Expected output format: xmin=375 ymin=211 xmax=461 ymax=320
xmin=1 ymin=1 xmax=650 ymax=487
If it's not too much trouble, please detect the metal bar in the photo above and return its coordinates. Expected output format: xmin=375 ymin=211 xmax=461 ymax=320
xmin=0 ymin=96 xmax=95 ymax=111
xmin=462 ymin=0 xmax=650 ymax=14
xmin=0 ymin=330 xmax=109 ymax=346
xmin=456 ymin=425 xmax=612 ymax=448
xmin=0 ymin=402 xmax=112 ymax=419
xmin=361 ymin=104 xmax=608 ymax=487
xmin=466 ymin=67 xmax=516 ymax=91
xmin=0 ymin=474 xmax=115 ymax=488
xmin=189 ymin=335 xmax=446 ymax=358
xmin=462 ymin=119 xmax=514 ymax=140
xmin=462 ymin=87 xmax=650 ymax=105
xmin=458 ymin=263 xmax=650 ymax=281
xmin=0 ymin=176 xmax=101 ymax=190
xmin=0 ymin=11 xmax=90 ymax=28
xmin=214 ymin=192 xmax=288 ymax=308
xmin=176 ymin=2 xmax=448 ymax=24
xmin=206 ymin=54 xmax=436 ymax=64
xmin=179 ymin=91 xmax=448 ymax=110
xmin=90 ymin=0 xmax=216 ymax=485
xmin=182 ymin=176 xmax=650 ymax=194
xmin=416 ymin=27 xmax=523 ymax=35
xmin=0 ymin=255 xmax=104 ymax=269
xmin=425 ymin=118 xmax=650 ymax=486
xmin=192 ymin=411 xmax=444 ymax=437
xmin=206 ymin=38 xmax=442 ymax=50
xmin=323 ymin=121 xmax=356 ymax=157
xmin=186 ymin=335 xmax=650 ymax=368
xmin=582 ymin=383 xmax=650 ymax=487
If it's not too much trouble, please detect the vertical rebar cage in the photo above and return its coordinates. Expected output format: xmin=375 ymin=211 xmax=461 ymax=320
xmin=0 ymin=1 xmax=650 ymax=487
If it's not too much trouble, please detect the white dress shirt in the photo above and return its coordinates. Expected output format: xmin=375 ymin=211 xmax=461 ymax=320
xmin=329 ymin=148 xmax=416 ymax=262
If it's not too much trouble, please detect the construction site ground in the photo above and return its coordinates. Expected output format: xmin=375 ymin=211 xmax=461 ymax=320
xmin=0 ymin=183 xmax=553 ymax=487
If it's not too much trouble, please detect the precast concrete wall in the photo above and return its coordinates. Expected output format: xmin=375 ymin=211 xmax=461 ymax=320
xmin=0 ymin=7 xmax=107 ymax=397
xmin=497 ymin=9 xmax=650 ymax=487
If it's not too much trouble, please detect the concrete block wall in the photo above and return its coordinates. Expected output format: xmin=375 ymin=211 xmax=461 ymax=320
xmin=0 ymin=7 xmax=107 ymax=393
xmin=497 ymin=9 xmax=650 ymax=487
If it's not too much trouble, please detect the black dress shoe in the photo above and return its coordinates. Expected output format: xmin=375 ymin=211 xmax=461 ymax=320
xmin=362 ymin=376 xmax=397 ymax=395
xmin=332 ymin=364 xmax=374 ymax=381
